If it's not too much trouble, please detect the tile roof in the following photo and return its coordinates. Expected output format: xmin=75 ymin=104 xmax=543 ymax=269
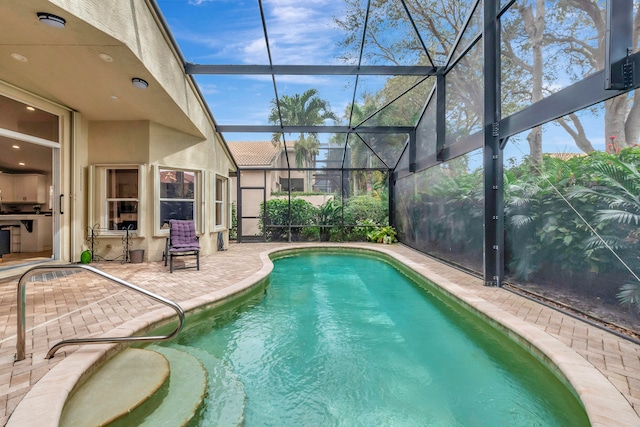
xmin=227 ymin=141 xmax=280 ymax=166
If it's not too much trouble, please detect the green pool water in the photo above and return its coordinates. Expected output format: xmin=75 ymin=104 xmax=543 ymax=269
xmin=170 ymin=251 xmax=590 ymax=426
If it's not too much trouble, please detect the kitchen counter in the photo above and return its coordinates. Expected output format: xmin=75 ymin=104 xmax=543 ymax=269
xmin=0 ymin=214 xmax=52 ymax=219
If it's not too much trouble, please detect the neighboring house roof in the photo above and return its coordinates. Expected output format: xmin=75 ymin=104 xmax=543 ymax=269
xmin=227 ymin=141 xmax=280 ymax=167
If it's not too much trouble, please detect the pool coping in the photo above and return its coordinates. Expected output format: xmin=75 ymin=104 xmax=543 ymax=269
xmin=7 ymin=244 xmax=639 ymax=427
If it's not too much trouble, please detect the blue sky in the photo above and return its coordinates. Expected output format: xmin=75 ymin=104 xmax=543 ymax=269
xmin=156 ymin=0 xmax=615 ymax=163
xmin=156 ymin=0 xmax=363 ymax=142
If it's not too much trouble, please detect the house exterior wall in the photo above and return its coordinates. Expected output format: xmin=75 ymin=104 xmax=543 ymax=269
xmin=0 ymin=0 xmax=236 ymax=273
xmin=230 ymin=141 xmax=329 ymax=239
xmin=84 ymin=120 xmax=235 ymax=262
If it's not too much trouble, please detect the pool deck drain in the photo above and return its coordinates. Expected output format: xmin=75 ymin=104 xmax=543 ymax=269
xmin=0 ymin=243 xmax=639 ymax=426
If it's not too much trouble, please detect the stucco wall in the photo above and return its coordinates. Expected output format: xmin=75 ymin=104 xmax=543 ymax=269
xmin=88 ymin=121 xmax=150 ymax=165
xmin=4 ymin=1 xmax=238 ymax=265
xmin=148 ymin=122 xmax=235 ymax=259
xmin=83 ymin=120 xmax=234 ymax=262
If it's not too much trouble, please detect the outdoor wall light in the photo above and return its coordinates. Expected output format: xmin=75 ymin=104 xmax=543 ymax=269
xmin=99 ymin=53 xmax=113 ymax=62
xmin=132 ymin=78 xmax=149 ymax=89
xmin=37 ymin=12 xmax=66 ymax=28
xmin=11 ymin=53 xmax=27 ymax=62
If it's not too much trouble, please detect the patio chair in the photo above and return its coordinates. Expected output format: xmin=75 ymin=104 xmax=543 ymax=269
xmin=163 ymin=219 xmax=200 ymax=273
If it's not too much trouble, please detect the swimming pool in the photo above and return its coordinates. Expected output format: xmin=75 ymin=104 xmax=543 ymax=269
xmin=165 ymin=250 xmax=590 ymax=426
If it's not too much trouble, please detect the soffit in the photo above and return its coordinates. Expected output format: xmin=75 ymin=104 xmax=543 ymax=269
xmin=0 ymin=0 xmax=200 ymax=136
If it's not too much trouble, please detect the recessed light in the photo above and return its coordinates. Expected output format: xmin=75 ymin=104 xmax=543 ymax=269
xmin=12 ymin=145 xmax=20 ymax=149
xmin=18 ymin=162 xmax=25 ymax=166
xmin=99 ymin=53 xmax=113 ymax=62
xmin=37 ymin=12 xmax=66 ymax=28
xmin=25 ymin=106 xmax=35 ymax=112
xmin=11 ymin=53 xmax=27 ymax=62
xmin=132 ymin=78 xmax=148 ymax=89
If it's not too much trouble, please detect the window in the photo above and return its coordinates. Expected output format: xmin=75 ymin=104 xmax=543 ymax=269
xmin=106 ymin=169 xmax=139 ymax=230
xmin=215 ymin=175 xmax=227 ymax=228
xmin=281 ymin=178 xmax=304 ymax=192
xmin=159 ymin=168 xmax=198 ymax=230
xmin=89 ymin=165 xmax=143 ymax=235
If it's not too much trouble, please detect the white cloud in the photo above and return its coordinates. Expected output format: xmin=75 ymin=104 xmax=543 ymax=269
xmin=276 ymin=75 xmax=332 ymax=85
xmin=197 ymin=82 xmax=218 ymax=95
xmin=187 ymin=0 xmax=227 ymax=5
xmin=162 ymin=0 xmax=361 ymax=128
xmin=263 ymin=1 xmax=343 ymax=65
xmin=242 ymin=38 xmax=268 ymax=62
xmin=170 ymin=0 xmax=347 ymax=66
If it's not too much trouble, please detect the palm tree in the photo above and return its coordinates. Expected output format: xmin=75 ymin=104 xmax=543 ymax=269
xmin=268 ymin=89 xmax=337 ymax=190
xmin=293 ymin=135 xmax=319 ymax=171
xmin=346 ymin=98 xmax=399 ymax=195
xmin=345 ymin=102 xmax=377 ymax=195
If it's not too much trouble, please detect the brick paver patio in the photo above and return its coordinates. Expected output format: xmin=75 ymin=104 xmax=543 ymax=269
xmin=1 ymin=242 xmax=639 ymax=426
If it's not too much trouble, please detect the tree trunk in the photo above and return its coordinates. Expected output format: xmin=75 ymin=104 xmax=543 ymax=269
xmin=516 ymin=1 xmax=545 ymax=169
xmin=527 ymin=126 xmax=543 ymax=173
xmin=605 ymin=97 xmax=629 ymax=153
xmin=625 ymin=91 xmax=640 ymax=146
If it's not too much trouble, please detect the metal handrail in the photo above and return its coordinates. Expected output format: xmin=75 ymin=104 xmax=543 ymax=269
xmin=16 ymin=264 xmax=185 ymax=361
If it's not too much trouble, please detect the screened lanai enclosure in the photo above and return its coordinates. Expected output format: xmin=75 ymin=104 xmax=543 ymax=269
xmin=157 ymin=0 xmax=640 ymax=333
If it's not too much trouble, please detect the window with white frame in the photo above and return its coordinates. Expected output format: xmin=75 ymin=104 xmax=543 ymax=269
xmin=89 ymin=165 xmax=143 ymax=234
xmin=215 ymin=175 xmax=227 ymax=228
xmin=159 ymin=168 xmax=199 ymax=230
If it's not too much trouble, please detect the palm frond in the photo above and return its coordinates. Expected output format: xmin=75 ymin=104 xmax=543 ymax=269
xmin=594 ymin=160 xmax=640 ymax=196
xmin=596 ymin=209 xmax=640 ymax=225
xmin=617 ymin=282 xmax=640 ymax=312
xmin=510 ymin=214 xmax=533 ymax=228
xmin=585 ymin=234 xmax=635 ymax=251
xmin=566 ymin=186 xmax=600 ymax=199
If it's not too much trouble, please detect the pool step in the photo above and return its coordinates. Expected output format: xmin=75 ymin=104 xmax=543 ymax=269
xmin=114 ymin=345 xmax=208 ymax=427
xmin=59 ymin=348 xmax=170 ymax=427
xmin=171 ymin=344 xmax=246 ymax=426
xmin=60 ymin=345 xmax=244 ymax=427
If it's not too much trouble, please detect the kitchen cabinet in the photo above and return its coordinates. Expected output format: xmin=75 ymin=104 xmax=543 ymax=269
xmin=0 ymin=173 xmax=13 ymax=202
xmin=0 ymin=215 xmax=52 ymax=252
xmin=13 ymin=174 xmax=46 ymax=203
xmin=0 ymin=174 xmax=47 ymax=203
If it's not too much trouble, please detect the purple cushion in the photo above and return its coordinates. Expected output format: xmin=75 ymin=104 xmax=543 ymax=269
xmin=169 ymin=245 xmax=199 ymax=252
xmin=169 ymin=220 xmax=200 ymax=250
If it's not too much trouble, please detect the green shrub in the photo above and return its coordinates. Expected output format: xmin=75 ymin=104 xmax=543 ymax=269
xmin=317 ymin=198 xmax=342 ymax=241
xmin=260 ymin=198 xmax=318 ymax=241
xmin=344 ymin=195 xmax=388 ymax=225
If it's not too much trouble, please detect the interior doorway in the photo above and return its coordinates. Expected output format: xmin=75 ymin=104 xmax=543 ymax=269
xmin=0 ymin=94 xmax=59 ymax=271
